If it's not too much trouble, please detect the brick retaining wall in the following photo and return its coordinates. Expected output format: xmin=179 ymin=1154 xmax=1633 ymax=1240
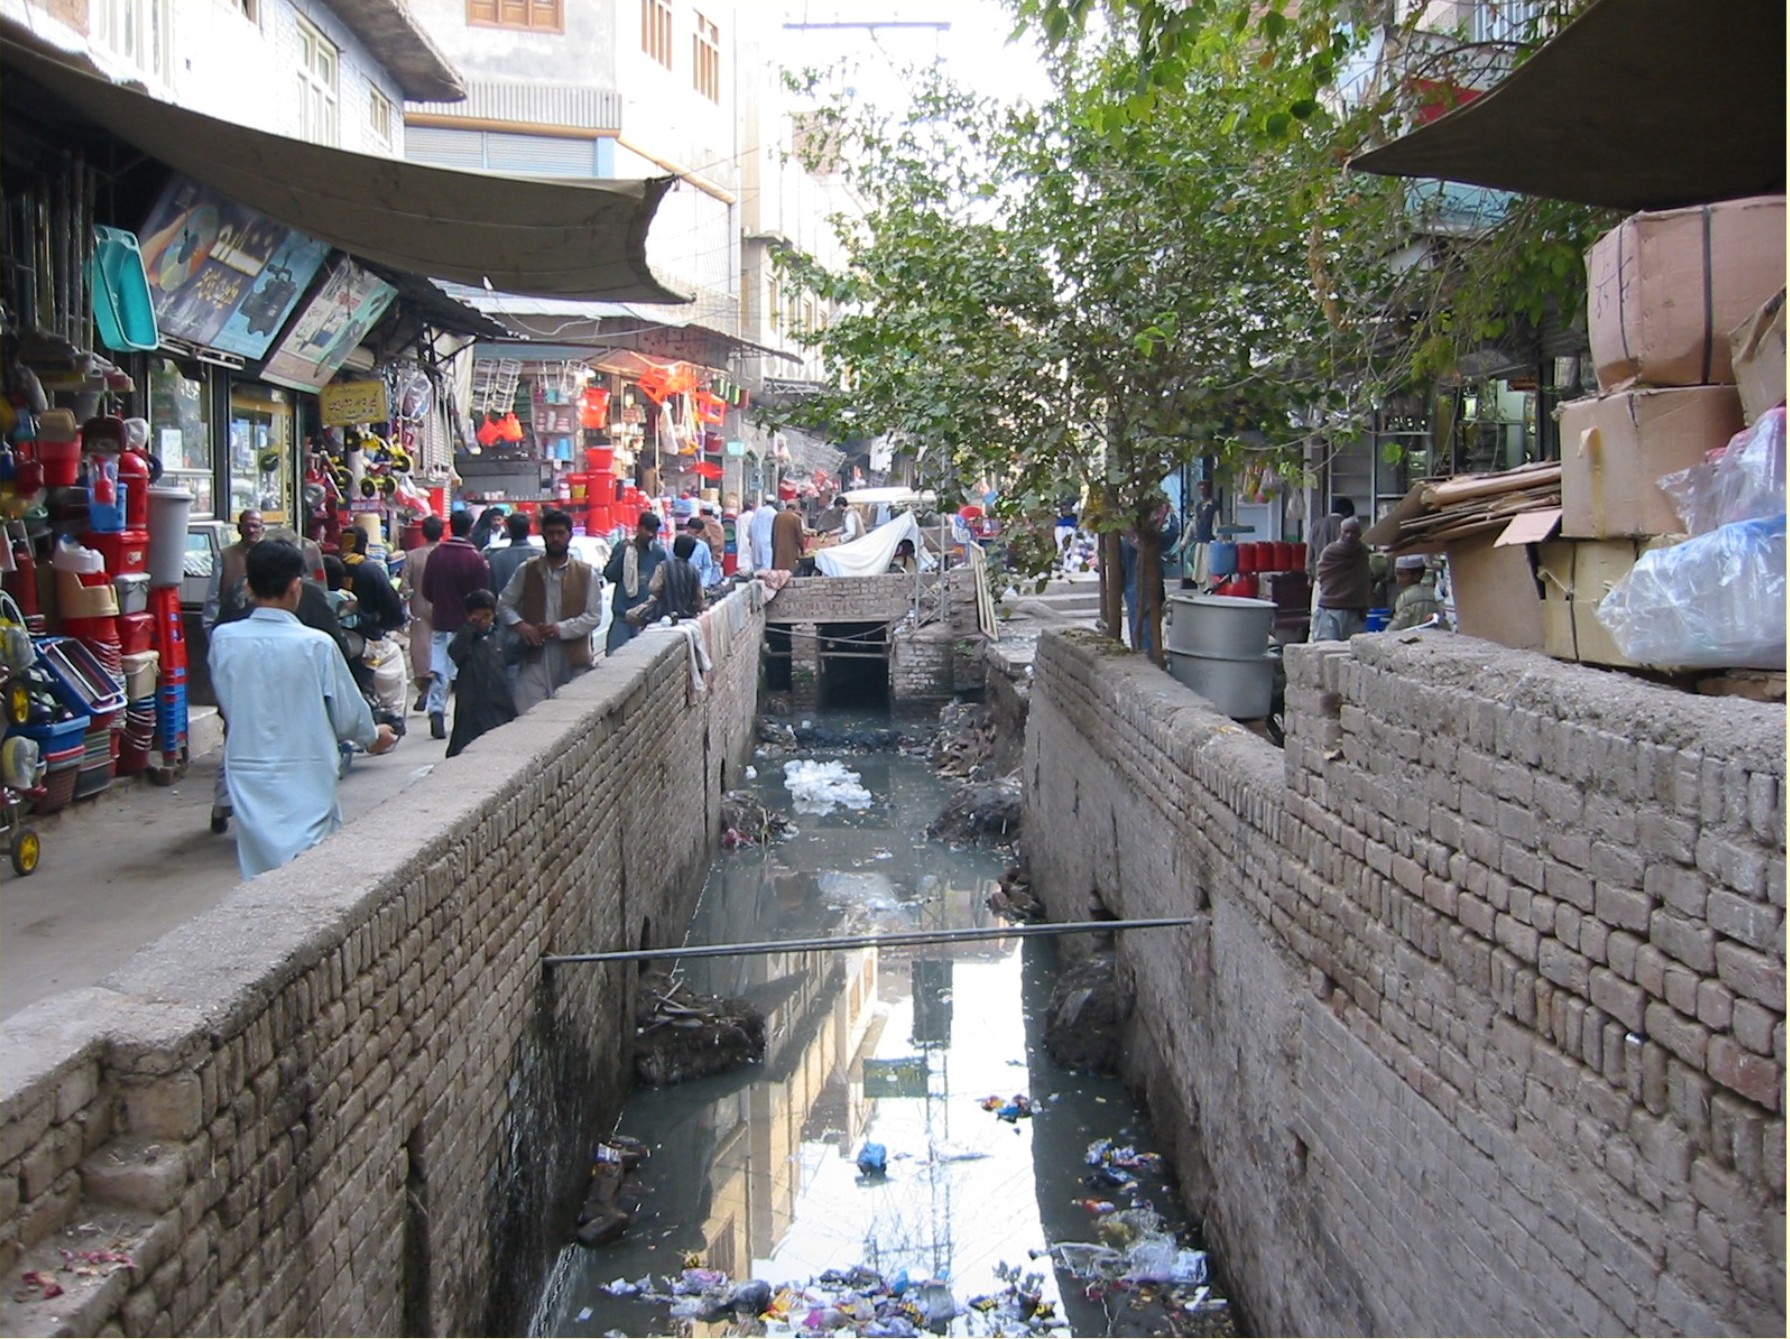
xmin=1023 ymin=629 xmax=1784 ymax=1335
xmin=0 ymin=589 xmax=765 ymax=1336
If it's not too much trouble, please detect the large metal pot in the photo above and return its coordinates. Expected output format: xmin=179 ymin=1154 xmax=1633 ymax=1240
xmin=1166 ymin=649 xmax=1276 ymax=720
xmin=1164 ymin=594 xmax=1277 ymax=659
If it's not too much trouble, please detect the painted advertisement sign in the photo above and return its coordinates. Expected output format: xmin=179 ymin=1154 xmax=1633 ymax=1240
xmin=137 ymin=176 xmax=328 ymax=358
xmin=259 ymin=260 xmax=397 ymax=393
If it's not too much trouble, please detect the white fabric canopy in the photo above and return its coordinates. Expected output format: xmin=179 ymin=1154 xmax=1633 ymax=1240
xmin=812 ymin=512 xmax=933 ymax=578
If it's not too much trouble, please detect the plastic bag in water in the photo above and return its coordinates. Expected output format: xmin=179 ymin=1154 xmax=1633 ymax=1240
xmin=1596 ymin=515 xmax=1787 ymax=669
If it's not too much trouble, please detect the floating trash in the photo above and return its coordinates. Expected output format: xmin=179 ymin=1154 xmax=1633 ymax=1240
xmin=784 ymin=758 xmax=874 ymax=815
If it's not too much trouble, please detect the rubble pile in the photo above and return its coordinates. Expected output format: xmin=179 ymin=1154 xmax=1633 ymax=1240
xmin=720 ymin=790 xmax=794 ymax=847
xmin=1042 ymin=950 xmax=1131 ymax=1074
xmin=926 ymin=777 xmax=1022 ymax=846
xmin=574 ymin=1136 xmax=650 ymax=1248
xmin=930 ymin=700 xmax=997 ymax=779
xmin=633 ymin=975 xmax=766 ymax=1087
xmin=986 ymin=865 xmax=1044 ymax=923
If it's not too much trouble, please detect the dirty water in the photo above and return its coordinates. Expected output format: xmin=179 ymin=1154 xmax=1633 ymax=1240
xmin=529 ymin=715 xmax=1235 ymax=1338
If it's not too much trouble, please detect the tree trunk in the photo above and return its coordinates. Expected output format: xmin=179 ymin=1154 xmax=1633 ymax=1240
xmin=1099 ymin=531 xmax=1124 ymax=641
xmin=1139 ymin=527 xmax=1165 ymax=667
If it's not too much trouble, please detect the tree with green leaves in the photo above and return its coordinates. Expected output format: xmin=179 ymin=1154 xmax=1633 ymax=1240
xmin=770 ymin=0 xmax=1611 ymax=662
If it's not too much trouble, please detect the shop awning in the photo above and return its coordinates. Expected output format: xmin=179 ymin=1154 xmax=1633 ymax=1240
xmin=444 ymin=286 xmax=804 ymax=363
xmin=1350 ymin=0 xmax=1786 ymax=210
xmin=1 ymin=37 xmax=687 ymax=303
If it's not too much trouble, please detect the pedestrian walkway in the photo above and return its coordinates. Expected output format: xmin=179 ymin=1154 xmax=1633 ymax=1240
xmin=0 ymin=734 xmax=438 ymax=1021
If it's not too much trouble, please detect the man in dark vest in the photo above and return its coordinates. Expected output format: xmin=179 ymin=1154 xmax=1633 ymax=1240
xmin=496 ymin=507 xmax=605 ymax=714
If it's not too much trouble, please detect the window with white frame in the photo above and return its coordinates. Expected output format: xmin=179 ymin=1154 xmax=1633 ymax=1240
xmin=692 ymin=12 xmax=719 ymax=101
xmin=92 ymin=0 xmax=171 ymax=82
xmin=1471 ymin=0 xmax=1544 ymax=42
xmin=297 ymin=18 xmax=340 ymax=146
xmin=368 ymin=88 xmax=394 ymax=148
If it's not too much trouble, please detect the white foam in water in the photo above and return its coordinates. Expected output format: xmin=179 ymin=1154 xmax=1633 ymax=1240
xmin=783 ymin=758 xmax=873 ymax=815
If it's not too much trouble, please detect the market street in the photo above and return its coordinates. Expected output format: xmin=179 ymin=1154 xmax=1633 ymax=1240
xmin=0 ymin=735 xmax=438 ymax=1021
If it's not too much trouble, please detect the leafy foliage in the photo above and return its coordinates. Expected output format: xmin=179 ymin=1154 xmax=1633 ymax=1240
xmin=766 ymin=0 xmax=1614 ymax=651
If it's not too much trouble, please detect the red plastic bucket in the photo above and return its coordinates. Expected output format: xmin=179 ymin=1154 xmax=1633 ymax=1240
xmin=40 ymin=438 xmax=81 ymax=487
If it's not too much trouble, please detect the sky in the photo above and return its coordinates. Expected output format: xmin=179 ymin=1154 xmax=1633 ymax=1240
xmin=765 ymin=0 xmax=1055 ymax=111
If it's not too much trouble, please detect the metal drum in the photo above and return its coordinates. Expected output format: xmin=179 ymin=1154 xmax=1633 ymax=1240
xmin=1164 ymin=594 xmax=1277 ymax=658
xmin=1166 ymin=649 xmax=1276 ymax=719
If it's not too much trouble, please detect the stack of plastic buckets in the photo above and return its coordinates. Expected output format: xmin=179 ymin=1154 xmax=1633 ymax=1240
xmin=585 ymin=447 xmax=616 ymax=534
xmin=145 ymin=487 xmax=192 ymax=764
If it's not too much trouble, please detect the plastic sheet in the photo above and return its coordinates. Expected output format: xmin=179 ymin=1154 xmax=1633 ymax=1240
xmin=1596 ymin=515 xmax=1787 ymax=669
xmin=1658 ymin=405 xmax=1786 ymax=536
xmin=783 ymin=758 xmax=873 ymax=815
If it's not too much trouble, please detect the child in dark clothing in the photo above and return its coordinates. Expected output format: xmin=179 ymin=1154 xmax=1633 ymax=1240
xmin=445 ymin=589 xmax=516 ymax=758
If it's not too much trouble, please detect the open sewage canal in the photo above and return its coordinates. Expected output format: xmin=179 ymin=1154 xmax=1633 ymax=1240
xmin=528 ymin=711 xmax=1238 ymax=1339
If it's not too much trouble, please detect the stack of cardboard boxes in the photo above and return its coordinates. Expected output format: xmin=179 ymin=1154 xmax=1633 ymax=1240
xmin=1544 ymin=195 xmax=1785 ymax=667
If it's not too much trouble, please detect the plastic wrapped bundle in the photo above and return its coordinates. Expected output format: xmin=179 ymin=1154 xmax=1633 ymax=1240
xmin=1596 ymin=516 xmax=1786 ymax=669
xmin=1659 ymin=406 xmax=1786 ymax=536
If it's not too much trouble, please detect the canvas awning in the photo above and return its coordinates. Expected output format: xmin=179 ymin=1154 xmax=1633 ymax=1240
xmin=1350 ymin=0 xmax=1786 ymax=210
xmin=1 ymin=36 xmax=687 ymax=303
xmin=441 ymin=285 xmax=803 ymax=362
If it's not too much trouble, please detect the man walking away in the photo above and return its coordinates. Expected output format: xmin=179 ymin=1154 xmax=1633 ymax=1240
xmin=748 ymin=493 xmax=777 ymax=571
xmin=446 ymin=589 xmax=516 ymax=757
xmin=209 ymin=540 xmax=397 ymax=877
xmin=683 ymin=515 xmax=721 ymax=588
xmin=420 ymin=509 xmax=493 ymax=739
xmin=500 ymin=507 xmax=605 ymax=713
xmin=400 ymin=515 xmax=443 ymax=710
xmin=628 ymin=533 xmax=708 ymax=628
xmin=1313 ymin=516 xmax=1372 ymax=642
xmin=1307 ymin=495 xmax=1355 ymax=610
xmin=603 ymin=511 xmax=667 ymax=654
xmin=209 ymin=535 xmax=354 ymax=834
xmin=772 ymin=498 xmax=807 ymax=573
xmin=486 ymin=510 xmax=537 ymax=593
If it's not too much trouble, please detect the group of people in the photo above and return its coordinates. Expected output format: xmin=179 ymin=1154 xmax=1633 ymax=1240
xmin=204 ymin=500 xmax=731 ymax=882
xmin=1307 ymin=495 xmax=1442 ymax=639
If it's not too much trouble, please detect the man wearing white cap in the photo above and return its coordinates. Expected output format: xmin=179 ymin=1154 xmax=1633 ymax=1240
xmin=1388 ymin=553 xmax=1443 ymax=631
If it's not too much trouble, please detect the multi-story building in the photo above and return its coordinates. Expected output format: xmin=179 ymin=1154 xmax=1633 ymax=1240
xmin=5 ymin=0 xmax=463 ymax=153
xmin=401 ymin=1 xmax=863 ymax=504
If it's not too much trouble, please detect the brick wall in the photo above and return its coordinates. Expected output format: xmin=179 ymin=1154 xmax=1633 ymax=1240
xmin=1023 ymin=628 xmax=1784 ymax=1336
xmin=762 ymin=573 xmax=929 ymax=625
xmin=0 ymin=589 xmax=764 ymax=1336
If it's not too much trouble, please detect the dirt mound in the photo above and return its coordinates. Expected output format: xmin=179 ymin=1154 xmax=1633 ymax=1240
xmin=1044 ymin=950 xmax=1131 ymax=1074
xmin=927 ymin=777 xmax=1022 ymax=845
xmin=633 ymin=978 xmax=766 ymax=1087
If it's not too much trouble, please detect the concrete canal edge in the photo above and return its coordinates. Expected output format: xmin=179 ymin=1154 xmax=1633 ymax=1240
xmin=1022 ymin=627 xmax=1785 ymax=1336
xmin=0 ymin=586 xmax=766 ymax=1336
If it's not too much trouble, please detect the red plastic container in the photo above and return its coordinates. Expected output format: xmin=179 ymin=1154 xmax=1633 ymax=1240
xmin=40 ymin=438 xmax=81 ymax=487
xmin=586 ymin=447 xmax=615 ymax=472
xmin=1292 ymin=542 xmax=1308 ymax=572
xmin=1236 ymin=543 xmax=1258 ymax=574
xmin=80 ymin=529 xmax=149 ymax=575
xmin=64 ymin=615 xmax=119 ymax=643
xmin=117 ymin=611 xmax=154 ymax=656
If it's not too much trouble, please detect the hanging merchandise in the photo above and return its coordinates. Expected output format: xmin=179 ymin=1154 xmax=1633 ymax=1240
xmin=476 ymin=411 xmax=505 ymax=448
xmin=499 ymin=412 xmax=524 ymax=444
xmin=581 ymin=385 xmax=611 ymax=430
xmin=694 ymin=391 xmax=726 ymax=427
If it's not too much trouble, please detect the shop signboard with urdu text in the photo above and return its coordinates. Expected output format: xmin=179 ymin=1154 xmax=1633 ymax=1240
xmin=138 ymin=176 xmax=328 ymax=358
xmin=259 ymin=260 xmax=396 ymax=393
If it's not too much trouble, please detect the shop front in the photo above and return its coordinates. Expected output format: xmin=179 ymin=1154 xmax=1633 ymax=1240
xmin=0 ymin=26 xmax=680 ymax=813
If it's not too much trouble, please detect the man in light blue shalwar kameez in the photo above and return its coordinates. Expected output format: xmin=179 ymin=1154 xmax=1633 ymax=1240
xmin=210 ymin=540 xmax=397 ymax=879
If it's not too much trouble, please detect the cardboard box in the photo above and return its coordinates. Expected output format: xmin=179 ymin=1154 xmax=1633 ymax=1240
xmin=1443 ymin=528 xmax=1544 ymax=653
xmin=1731 ymin=288 xmax=1786 ymax=425
xmin=1558 ymin=386 xmax=1743 ymax=538
xmin=1537 ymin=537 xmax=1676 ymax=668
xmin=1587 ymin=195 xmax=1785 ymax=393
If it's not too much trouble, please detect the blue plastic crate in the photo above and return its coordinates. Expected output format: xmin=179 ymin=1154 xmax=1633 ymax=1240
xmin=11 ymin=715 xmax=90 ymax=753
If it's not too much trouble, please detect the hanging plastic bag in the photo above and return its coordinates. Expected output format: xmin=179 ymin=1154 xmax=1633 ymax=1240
xmin=1657 ymin=405 xmax=1785 ymax=536
xmin=1596 ymin=515 xmax=1786 ymax=669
